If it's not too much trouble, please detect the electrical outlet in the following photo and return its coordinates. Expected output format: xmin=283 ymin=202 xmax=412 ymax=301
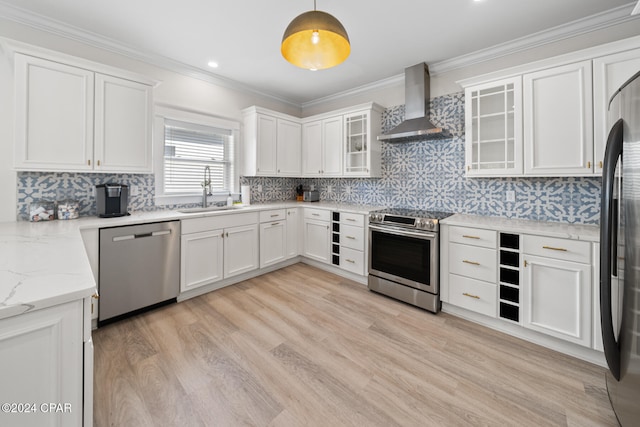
xmin=89 ymin=186 xmax=95 ymax=198
xmin=327 ymin=185 xmax=332 ymax=193
xmin=506 ymin=190 xmax=515 ymax=202
xmin=130 ymin=185 xmax=139 ymax=196
xmin=257 ymin=185 xmax=263 ymax=192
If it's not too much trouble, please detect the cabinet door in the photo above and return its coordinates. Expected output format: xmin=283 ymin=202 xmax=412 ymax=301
xmin=224 ymin=224 xmax=259 ymax=278
xmin=344 ymin=112 xmax=370 ymax=176
xmin=180 ymin=229 xmax=224 ymax=292
xmin=276 ymin=118 xmax=301 ymax=176
xmin=256 ymin=114 xmax=277 ymax=176
xmin=286 ymin=208 xmax=299 ymax=258
xmin=303 ymin=219 xmax=330 ymax=263
xmin=14 ymin=54 xmax=94 ymax=171
xmin=593 ymin=48 xmax=640 ymax=174
xmin=465 ymin=77 xmax=522 ymax=176
xmin=523 ymin=61 xmax=593 ymax=175
xmin=260 ymin=221 xmax=287 ymax=268
xmin=322 ymin=116 xmax=343 ymax=176
xmin=302 ymin=121 xmax=323 ymax=176
xmin=522 ymin=254 xmax=592 ymax=347
xmin=0 ymin=300 xmax=83 ymax=427
xmin=94 ymin=74 xmax=152 ymax=172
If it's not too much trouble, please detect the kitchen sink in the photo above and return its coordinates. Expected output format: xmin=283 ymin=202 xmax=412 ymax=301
xmin=177 ymin=205 xmax=244 ymax=214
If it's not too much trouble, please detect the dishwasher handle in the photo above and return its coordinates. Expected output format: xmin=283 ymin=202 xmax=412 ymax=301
xmin=112 ymin=229 xmax=172 ymax=242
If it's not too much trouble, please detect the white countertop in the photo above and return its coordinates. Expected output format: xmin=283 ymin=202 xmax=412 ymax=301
xmin=0 ymin=201 xmax=382 ymax=321
xmin=441 ymin=214 xmax=600 ymax=242
xmin=0 ymin=205 xmax=600 ymax=322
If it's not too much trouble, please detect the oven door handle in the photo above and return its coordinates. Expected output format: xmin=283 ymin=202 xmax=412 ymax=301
xmin=368 ymin=224 xmax=437 ymax=240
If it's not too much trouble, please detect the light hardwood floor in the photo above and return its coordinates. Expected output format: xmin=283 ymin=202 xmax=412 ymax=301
xmin=93 ymin=264 xmax=618 ymax=426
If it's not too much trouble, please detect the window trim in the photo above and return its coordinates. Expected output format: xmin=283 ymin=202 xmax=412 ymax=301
xmin=154 ymin=104 xmax=240 ymax=206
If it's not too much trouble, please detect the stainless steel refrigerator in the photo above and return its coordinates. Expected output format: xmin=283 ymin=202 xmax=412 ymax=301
xmin=600 ymin=69 xmax=640 ymax=426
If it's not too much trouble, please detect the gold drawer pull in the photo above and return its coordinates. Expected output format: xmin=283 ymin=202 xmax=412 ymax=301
xmin=542 ymin=245 xmax=567 ymax=252
xmin=599 ymin=161 xmax=603 ymax=169
xmin=272 ymin=222 xmax=280 ymax=226
xmin=463 ymin=260 xmax=480 ymax=266
xmin=587 ymin=161 xmax=591 ymax=169
xmin=463 ymin=293 xmax=480 ymax=299
xmin=462 ymin=235 xmax=480 ymax=239
xmin=346 ymin=218 xmax=356 ymax=222
xmin=270 ymin=214 xmax=279 ymax=217
xmin=346 ymin=236 xmax=356 ymax=240
xmin=312 ymin=213 xmax=320 ymax=217
xmin=345 ymin=259 xmax=355 ymax=264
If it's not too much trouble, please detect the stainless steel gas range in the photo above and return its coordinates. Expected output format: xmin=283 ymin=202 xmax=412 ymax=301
xmin=368 ymin=208 xmax=453 ymax=313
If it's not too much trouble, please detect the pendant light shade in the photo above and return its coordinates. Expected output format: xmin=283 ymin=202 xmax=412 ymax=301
xmin=281 ymin=4 xmax=350 ymax=71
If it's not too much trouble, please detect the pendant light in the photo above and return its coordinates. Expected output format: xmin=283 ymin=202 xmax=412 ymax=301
xmin=281 ymin=0 xmax=350 ymax=71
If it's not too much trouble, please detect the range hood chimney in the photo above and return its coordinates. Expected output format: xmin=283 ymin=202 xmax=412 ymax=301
xmin=378 ymin=63 xmax=451 ymax=142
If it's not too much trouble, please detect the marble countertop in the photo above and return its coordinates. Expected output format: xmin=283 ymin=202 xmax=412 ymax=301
xmin=441 ymin=214 xmax=600 ymax=242
xmin=0 ymin=201 xmax=383 ymax=321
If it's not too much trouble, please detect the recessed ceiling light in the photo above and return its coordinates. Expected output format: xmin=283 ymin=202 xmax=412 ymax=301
xmin=207 ymin=61 xmax=219 ymax=68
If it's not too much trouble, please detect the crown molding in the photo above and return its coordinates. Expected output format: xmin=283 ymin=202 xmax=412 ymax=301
xmin=0 ymin=1 xmax=637 ymax=109
xmin=429 ymin=3 xmax=640 ymax=75
xmin=301 ymin=73 xmax=404 ymax=109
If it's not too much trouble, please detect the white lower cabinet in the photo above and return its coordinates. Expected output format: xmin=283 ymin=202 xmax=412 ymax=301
xmin=522 ymin=253 xmax=592 ymax=347
xmin=181 ymin=213 xmax=259 ymax=293
xmin=0 ymin=299 xmax=89 ymax=427
xmin=286 ymin=208 xmax=299 ymax=258
xmin=303 ymin=208 xmax=331 ymax=264
xmin=443 ymin=220 xmax=600 ymax=360
xmin=260 ymin=210 xmax=287 ymax=268
xmin=181 ymin=230 xmax=224 ymax=292
xmin=224 ymin=224 xmax=260 ymax=277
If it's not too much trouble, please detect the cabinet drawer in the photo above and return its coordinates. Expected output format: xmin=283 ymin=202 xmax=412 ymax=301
xmin=340 ymin=224 xmax=365 ymax=251
xmin=449 ymin=226 xmax=497 ymax=249
xmin=449 ymin=274 xmax=497 ymax=318
xmin=340 ymin=247 xmax=365 ymax=275
xmin=449 ymin=242 xmax=497 ymax=283
xmin=523 ymin=235 xmax=590 ymax=264
xmin=260 ymin=209 xmax=286 ymax=222
xmin=181 ymin=212 xmax=258 ymax=234
xmin=340 ymin=212 xmax=364 ymax=227
xmin=305 ymin=208 xmax=330 ymax=221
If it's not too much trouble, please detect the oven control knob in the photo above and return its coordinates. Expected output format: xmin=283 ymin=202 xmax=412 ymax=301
xmin=416 ymin=219 xmax=424 ymax=228
xmin=376 ymin=214 xmax=384 ymax=222
xmin=427 ymin=220 xmax=436 ymax=230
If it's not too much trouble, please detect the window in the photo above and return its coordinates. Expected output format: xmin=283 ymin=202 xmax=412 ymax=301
xmin=163 ymin=119 xmax=235 ymax=195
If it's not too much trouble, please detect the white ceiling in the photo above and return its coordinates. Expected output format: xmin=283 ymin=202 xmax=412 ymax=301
xmin=0 ymin=0 xmax=638 ymax=106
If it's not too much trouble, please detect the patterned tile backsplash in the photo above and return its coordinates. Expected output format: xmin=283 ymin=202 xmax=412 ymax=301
xmin=17 ymin=92 xmax=602 ymax=224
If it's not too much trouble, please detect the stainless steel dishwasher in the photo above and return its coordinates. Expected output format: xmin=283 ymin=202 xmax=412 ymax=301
xmin=99 ymin=220 xmax=180 ymax=324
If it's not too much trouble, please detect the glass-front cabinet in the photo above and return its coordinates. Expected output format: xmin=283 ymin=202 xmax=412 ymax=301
xmin=343 ymin=104 xmax=382 ymax=177
xmin=465 ymin=77 xmax=522 ymax=176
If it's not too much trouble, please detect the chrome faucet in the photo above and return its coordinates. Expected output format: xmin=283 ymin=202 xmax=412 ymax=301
xmin=202 ymin=166 xmax=212 ymax=207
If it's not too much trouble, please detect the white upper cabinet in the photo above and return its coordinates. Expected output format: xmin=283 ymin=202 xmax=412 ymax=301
xmin=343 ymin=106 xmax=383 ymax=177
xmin=242 ymin=107 xmax=301 ymax=177
xmin=465 ymin=77 xmax=522 ymax=176
xmin=460 ymin=36 xmax=640 ymax=177
xmin=302 ymin=115 xmax=343 ymax=177
xmin=94 ymin=74 xmax=153 ymax=172
xmin=523 ymin=61 xmax=593 ymax=176
xmin=276 ymin=118 xmax=302 ymax=176
xmin=14 ymin=54 xmax=95 ymax=171
xmin=593 ymin=48 xmax=640 ymax=173
xmin=14 ymin=53 xmax=154 ymax=173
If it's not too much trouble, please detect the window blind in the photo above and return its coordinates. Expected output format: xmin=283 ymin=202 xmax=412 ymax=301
xmin=163 ymin=119 xmax=234 ymax=194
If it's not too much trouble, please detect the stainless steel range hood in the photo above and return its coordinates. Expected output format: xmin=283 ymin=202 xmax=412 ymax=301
xmin=378 ymin=63 xmax=451 ymax=142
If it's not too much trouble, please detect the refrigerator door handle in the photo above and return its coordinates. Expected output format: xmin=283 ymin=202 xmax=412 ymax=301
xmin=600 ymin=118 xmax=624 ymax=381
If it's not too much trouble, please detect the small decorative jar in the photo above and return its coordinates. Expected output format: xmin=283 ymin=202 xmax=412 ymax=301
xmin=29 ymin=200 xmax=55 ymax=222
xmin=57 ymin=199 xmax=80 ymax=220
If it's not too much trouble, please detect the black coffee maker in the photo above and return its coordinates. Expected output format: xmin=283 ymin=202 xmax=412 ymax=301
xmin=96 ymin=183 xmax=129 ymax=217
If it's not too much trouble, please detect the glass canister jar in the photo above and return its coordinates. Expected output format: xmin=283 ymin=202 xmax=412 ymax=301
xmin=57 ymin=199 xmax=80 ymax=220
xmin=29 ymin=200 xmax=55 ymax=222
